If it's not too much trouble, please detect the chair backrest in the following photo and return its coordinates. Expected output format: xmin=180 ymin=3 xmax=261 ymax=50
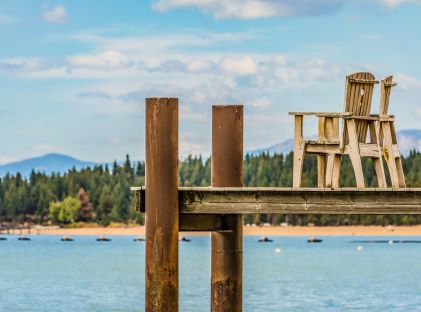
xmin=379 ymin=75 xmax=396 ymax=115
xmin=342 ymin=72 xmax=378 ymax=143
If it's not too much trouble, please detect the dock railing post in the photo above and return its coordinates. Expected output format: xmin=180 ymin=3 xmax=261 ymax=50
xmin=145 ymin=98 xmax=179 ymax=312
xmin=211 ymin=105 xmax=243 ymax=312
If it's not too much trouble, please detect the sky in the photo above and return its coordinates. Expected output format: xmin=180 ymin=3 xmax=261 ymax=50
xmin=1 ymin=0 xmax=421 ymax=163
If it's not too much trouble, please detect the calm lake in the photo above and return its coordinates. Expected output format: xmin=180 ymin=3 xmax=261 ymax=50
xmin=0 ymin=235 xmax=420 ymax=312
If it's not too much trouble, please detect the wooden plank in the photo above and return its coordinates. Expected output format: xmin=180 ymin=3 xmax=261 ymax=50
xmin=293 ymin=115 xmax=305 ymax=187
xmin=348 ymin=78 xmax=379 ymax=84
xmin=288 ymin=112 xmax=352 ymax=117
xmin=132 ymin=188 xmax=421 ymax=215
xmin=180 ymin=214 xmax=229 ymax=232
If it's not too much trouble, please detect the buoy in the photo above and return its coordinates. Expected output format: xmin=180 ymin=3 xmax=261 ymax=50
xmin=274 ymin=247 xmax=282 ymax=253
xmin=258 ymin=237 xmax=273 ymax=242
xmin=18 ymin=236 xmax=30 ymax=241
xmin=307 ymin=236 xmax=323 ymax=243
xmin=96 ymin=236 xmax=111 ymax=242
xmin=134 ymin=237 xmax=145 ymax=242
xmin=356 ymin=245 xmax=363 ymax=251
xmin=388 ymin=240 xmax=394 ymax=244
xmin=61 ymin=236 xmax=74 ymax=241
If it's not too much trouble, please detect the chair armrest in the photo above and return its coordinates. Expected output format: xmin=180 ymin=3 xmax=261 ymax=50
xmin=289 ymin=112 xmax=352 ymax=117
xmin=346 ymin=115 xmax=395 ymax=121
xmin=370 ymin=114 xmax=395 ymax=119
xmin=344 ymin=116 xmax=379 ymax=121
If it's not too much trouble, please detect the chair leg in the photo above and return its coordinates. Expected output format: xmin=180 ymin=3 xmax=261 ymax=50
xmin=391 ymin=122 xmax=406 ymax=188
xmin=372 ymin=157 xmax=387 ymax=188
xmin=369 ymin=121 xmax=387 ymax=188
xmin=325 ymin=154 xmax=336 ymax=188
xmin=346 ymin=119 xmax=365 ymax=188
xmin=317 ymin=155 xmax=327 ymax=188
xmin=381 ymin=121 xmax=400 ymax=188
xmin=331 ymin=155 xmax=342 ymax=188
xmin=395 ymin=157 xmax=406 ymax=188
xmin=293 ymin=115 xmax=305 ymax=188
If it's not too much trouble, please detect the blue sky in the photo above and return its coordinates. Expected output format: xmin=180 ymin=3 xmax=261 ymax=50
xmin=1 ymin=0 xmax=421 ymax=163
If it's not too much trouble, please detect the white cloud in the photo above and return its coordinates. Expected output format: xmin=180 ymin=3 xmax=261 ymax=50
xmin=395 ymin=73 xmax=421 ymax=90
xmin=363 ymin=34 xmax=383 ymax=40
xmin=220 ymin=56 xmax=257 ymax=75
xmin=381 ymin=0 xmax=421 ymax=7
xmin=43 ymin=5 xmax=68 ymax=24
xmin=152 ymin=0 xmax=344 ymax=19
xmin=186 ymin=59 xmax=215 ymax=72
xmin=249 ymin=98 xmax=272 ymax=108
xmin=66 ymin=50 xmax=133 ymax=70
xmin=180 ymin=132 xmax=209 ymax=157
xmin=0 ymin=15 xmax=14 ymax=24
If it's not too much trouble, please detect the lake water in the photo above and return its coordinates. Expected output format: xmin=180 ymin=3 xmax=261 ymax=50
xmin=0 ymin=235 xmax=420 ymax=312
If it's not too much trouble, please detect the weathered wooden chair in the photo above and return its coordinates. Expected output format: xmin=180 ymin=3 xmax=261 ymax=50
xmin=289 ymin=72 xmax=387 ymax=189
xmin=377 ymin=76 xmax=406 ymax=188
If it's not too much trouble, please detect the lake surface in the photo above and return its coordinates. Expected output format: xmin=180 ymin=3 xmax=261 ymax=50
xmin=0 ymin=235 xmax=420 ymax=312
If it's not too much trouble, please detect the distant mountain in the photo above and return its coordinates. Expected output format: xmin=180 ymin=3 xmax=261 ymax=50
xmin=248 ymin=129 xmax=421 ymax=156
xmin=247 ymin=138 xmax=296 ymax=156
xmin=0 ymin=153 xmax=96 ymax=177
xmin=2 ymin=130 xmax=421 ymax=177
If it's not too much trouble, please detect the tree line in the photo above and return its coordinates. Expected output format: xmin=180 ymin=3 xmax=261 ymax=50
xmin=0 ymin=152 xmax=421 ymax=227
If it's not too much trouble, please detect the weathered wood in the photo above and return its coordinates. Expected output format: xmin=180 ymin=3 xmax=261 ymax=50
xmin=211 ymin=105 xmax=243 ymax=312
xmin=288 ymin=112 xmax=352 ymax=117
xmin=290 ymin=72 xmax=389 ymax=189
xmin=346 ymin=119 xmax=365 ymax=188
xmin=317 ymin=116 xmax=327 ymax=188
xmin=132 ymin=187 xmax=421 ymax=215
xmin=145 ymin=98 xmax=179 ymax=312
xmin=382 ymin=121 xmax=400 ymax=188
xmin=180 ymin=214 xmax=230 ymax=232
xmin=379 ymin=76 xmax=394 ymax=115
xmin=293 ymin=115 xmax=305 ymax=187
xmin=348 ymin=78 xmax=379 ymax=84
xmin=378 ymin=76 xmax=406 ymax=188
xmin=331 ymin=155 xmax=342 ymax=188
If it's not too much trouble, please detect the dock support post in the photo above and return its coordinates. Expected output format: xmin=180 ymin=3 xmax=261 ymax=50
xmin=145 ymin=98 xmax=179 ymax=312
xmin=211 ymin=105 xmax=243 ymax=312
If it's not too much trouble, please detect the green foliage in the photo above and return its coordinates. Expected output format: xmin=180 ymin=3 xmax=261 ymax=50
xmin=1 ymin=152 xmax=421 ymax=226
xmin=49 ymin=196 xmax=81 ymax=224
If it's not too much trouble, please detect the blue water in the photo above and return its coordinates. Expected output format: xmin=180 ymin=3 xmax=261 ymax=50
xmin=0 ymin=236 xmax=420 ymax=312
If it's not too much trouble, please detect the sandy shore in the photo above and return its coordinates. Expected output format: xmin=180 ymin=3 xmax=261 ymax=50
xmin=29 ymin=225 xmax=421 ymax=236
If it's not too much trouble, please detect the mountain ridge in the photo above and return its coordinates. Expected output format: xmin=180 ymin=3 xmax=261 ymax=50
xmin=1 ymin=129 xmax=421 ymax=177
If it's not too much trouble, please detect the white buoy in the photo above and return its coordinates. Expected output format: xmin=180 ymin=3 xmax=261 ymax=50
xmin=356 ymin=245 xmax=363 ymax=251
xmin=274 ymin=247 xmax=282 ymax=254
xmin=388 ymin=240 xmax=394 ymax=244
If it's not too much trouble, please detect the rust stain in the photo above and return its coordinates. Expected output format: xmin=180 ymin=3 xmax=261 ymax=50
xmin=145 ymin=98 xmax=179 ymax=312
xmin=211 ymin=105 xmax=244 ymax=312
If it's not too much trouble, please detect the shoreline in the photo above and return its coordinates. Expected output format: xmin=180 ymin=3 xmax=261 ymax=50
xmin=14 ymin=225 xmax=421 ymax=237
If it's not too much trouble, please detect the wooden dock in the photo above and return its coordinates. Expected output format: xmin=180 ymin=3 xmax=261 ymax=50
xmin=135 ymin=98 xmax=421 ymax=312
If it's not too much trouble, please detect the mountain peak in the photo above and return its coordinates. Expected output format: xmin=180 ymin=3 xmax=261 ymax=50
xmin=0 ymin=153 xmax=96 ymax=177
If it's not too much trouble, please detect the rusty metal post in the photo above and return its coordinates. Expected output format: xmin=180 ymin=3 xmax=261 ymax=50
xmin=145 ymin=98 xmax=179 ymax=312
xmin=211 ymin=105 xmax=243 ymax=312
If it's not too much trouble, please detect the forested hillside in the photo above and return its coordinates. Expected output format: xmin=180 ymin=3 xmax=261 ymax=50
xmin=1 ymin=152 xmax=421 ymax=227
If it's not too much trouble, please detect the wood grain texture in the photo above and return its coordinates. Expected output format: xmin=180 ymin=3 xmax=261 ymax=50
xmin=132 ymin=187 xmax=421 ymax=215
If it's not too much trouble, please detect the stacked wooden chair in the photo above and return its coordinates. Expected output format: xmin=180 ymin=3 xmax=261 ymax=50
xmin=289 ymin=72 xmax=405 ymax=189
xmin=377 ymin=76 xmax=406 ymax=188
